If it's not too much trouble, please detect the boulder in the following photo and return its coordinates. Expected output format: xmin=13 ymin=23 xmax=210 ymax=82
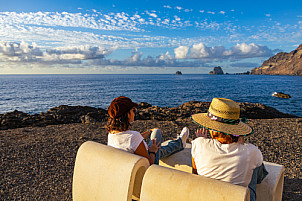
xmin=272 ymin=92 xmax=291 ymax=99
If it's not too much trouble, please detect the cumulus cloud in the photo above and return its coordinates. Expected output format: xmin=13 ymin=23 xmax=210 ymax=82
xmin=173 ymin=43 xmax=274 ymax=60
xmin=0 ymin=41 xmax=43 ymax=62
xmin=0 ymin=41 xmax=276 ymax=69
xmin=229 ymin=43 xmax=273 ymax=58
xmin=90 ymin=51 xmax=210 ymax=68
xmin=174 ymin=46 xmax=189 ymax=59
xmin=0 ymin=41 xmax=113 ymax=64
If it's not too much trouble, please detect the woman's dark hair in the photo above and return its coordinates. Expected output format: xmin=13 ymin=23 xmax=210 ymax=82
xmin=105 ymin=111 xmax=131 ymax=132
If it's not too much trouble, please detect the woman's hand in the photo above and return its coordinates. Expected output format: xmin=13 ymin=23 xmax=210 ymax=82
xmin=195 ymin=128 xmax=208 ymax=138
xmin=148 ymin=138 xmax=161 ymax=153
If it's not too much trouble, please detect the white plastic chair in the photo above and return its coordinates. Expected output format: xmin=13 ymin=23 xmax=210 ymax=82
xmin=159 ymin=142 xmax=285 ymax=201
xmin=73 ymin=141 xmax=150 ymax=201
xmin=140 ymin=165 xmax=250 ymax=201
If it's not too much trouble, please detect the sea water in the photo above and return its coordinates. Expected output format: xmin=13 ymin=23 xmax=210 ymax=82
xmin=0 ymin=74 xmax=301 ymax=117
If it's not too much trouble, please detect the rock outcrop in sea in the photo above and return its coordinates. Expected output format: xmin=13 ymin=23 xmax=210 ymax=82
xmin=0 ymin=102 xmax=298 ymax=130
xmin=251 ymin=44 xmax=302 ymax=76
xmin=209 ymin=66 xmax=224 ymax=75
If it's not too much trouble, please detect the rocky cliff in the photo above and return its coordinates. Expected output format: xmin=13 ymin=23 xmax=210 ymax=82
xmin=251 ymin=44 xmax=302 ymax=75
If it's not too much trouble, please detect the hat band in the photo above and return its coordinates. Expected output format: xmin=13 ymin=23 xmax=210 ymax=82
xmin=207 ymin=112 xmax=240 ymax=125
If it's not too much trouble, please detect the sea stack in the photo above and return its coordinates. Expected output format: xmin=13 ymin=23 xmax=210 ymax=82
xmin=176 ymin=71 xmax=182 ymax=75
xmin=209 ymin=66 xmax=224 ymax=75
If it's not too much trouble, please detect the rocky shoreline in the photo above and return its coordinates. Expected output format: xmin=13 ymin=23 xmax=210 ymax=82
xmin=0 ymin=101 xmax=299 ymax=130
xmin=1 ymin=102 xmax=301 ymax=200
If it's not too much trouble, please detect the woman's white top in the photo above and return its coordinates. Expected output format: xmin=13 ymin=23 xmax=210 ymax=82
xmin=191 ymin=137 xmax=263 ymax=187
xmin=108 ymin=130 xmax=148 ymax=153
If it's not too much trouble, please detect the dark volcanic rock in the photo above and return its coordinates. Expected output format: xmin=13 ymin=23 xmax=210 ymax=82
xmin=0 ymin=106 xmax=108 ymax=130
xmin=209 ymin=66 xmax=224 ymax=75
xmin=251 ymin=44 xmax=302 ymax=75
xmin=0 ymin=110 xmax=32 ymax=130
xmin=0 ymin=102 xmax=298 ymax=130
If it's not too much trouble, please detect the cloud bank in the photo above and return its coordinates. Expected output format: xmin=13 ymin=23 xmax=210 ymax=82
xmin=0 ymin=41 xmax=113 ymax=64
xmin=174 ymin=43 xmax=274 ymax=60
xmin=0 ymin=41 xmax=274 ymax=68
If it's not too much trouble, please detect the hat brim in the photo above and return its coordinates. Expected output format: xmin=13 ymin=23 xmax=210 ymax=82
xmin=191 ymin=113 xmax=252 ymax=136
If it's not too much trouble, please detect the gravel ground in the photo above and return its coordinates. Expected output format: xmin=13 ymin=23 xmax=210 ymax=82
xmin=1 ymin=118 xmax=301 ymax=200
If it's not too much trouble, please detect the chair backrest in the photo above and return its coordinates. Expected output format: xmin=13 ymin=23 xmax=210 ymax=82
xmin=256 ymin=161 xmax=285 ymax=201
xmin=140 ymin=165 xmax=250 ymax=201
xmin=160 ymin=142 xmax=285 ymax=201
xmin=73 ymin=141 xmax=150 ymax=201
xmin=159 ymin=140 xmax=192 ymax=173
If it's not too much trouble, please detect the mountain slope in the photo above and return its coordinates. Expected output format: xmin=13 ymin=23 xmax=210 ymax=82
xmin=251 ymin=44 xmax=302 ymax=75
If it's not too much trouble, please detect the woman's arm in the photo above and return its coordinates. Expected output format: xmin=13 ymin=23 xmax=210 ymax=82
xmin=134 ymin=139 xmax=160 ymax=165
xmin=192 ymin=157 xmax=198 ymax=174
xmin=141 ymin=130 xmax=152 ymax=139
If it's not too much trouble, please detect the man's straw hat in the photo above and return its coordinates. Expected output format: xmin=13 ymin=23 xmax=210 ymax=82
xmin=191 ymin=98 xmax=252 ymax=136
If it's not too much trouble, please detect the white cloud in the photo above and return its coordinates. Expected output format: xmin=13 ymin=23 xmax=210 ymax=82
xmin=175 ymin=6 xmax=183 ymax=10
xmin=174 ymin=46 xmax=189 ymax=59
xmin=0 ymin=41 xmax=276 ymax=69
xmin=0 ymin=41 xmax=113 ymax=64
xmin=174 ymin=43 xmax=274 ymax=60
xmin=149 ymin=13 xmax=158 ymax=18
xmin=90 ymin=51 xmax=209 ymax=68
xmin=189 ymin=43 xmax=211 ymax=58
xmin=229 ymin=43 xmax=273 ymax=58
xmin=219 ymin=11 xmax=226 ymax=15
xmin=164 ymin=5 xmax=172 ymax=9
xmin=184 ymin=9 xmax=193 ymax=12
xmin=265 ymin=14 xmax=271 ymax=17
xmin=0 ymin=41 xmax=43 ymax=62
xmin=207 ymin=11 xmax=215 ymax=15
xmin=174 ymin=15 xmax=181 ymax=21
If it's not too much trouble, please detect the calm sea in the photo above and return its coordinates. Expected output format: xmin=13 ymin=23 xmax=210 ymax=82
xmin=0 ymin=74 xmax=301 ymax=117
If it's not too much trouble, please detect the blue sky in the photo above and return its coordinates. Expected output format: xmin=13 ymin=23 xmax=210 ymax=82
xmin=0 ymin=0 xmax=301 ymax=74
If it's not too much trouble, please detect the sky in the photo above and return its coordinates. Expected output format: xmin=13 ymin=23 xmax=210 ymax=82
xmin=0 ymin=0 xmax=301 ymax=74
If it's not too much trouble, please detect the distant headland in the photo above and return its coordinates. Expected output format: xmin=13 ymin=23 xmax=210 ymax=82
xmin=209 ymin=44 xmax=302 ymax=76
xmin=251 ymin=44 xmax=302 ymax=76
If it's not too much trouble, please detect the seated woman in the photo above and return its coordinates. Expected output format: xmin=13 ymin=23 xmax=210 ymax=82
xmin=106 ymin=96 xmax=189 ymax=165
xmin=191 ymin=98 xmax=268 ymax=201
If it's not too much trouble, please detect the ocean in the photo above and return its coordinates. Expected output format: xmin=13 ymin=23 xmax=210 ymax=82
xmin=0 ymin=74 xmax=301 ymax=117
